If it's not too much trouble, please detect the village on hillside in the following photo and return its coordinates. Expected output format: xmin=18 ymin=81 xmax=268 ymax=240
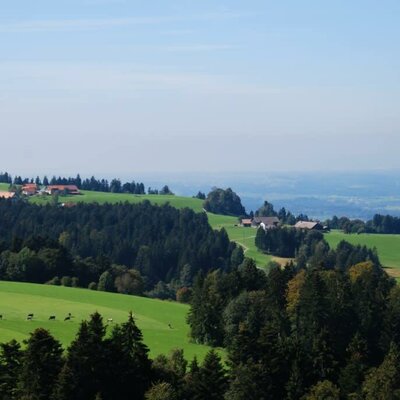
xmin=0 ymin=183 xmax=81 ymax=200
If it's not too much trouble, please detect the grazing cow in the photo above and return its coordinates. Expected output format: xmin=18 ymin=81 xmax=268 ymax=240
xmin=107 ymin=318 xmax=113 ymax=323
xmin=27 ymin=313 xmax=34 ymax=318
xmin=27 ymin=315 xmax=33 ymax=321
xmin=49 ymin=315 xmax=56 ymax=320
xmin=64 ymin=316 xmax=71 ymax=321
xmin=0 ymin=314 xmax=2 ymax=320
xmin=168 ymin=323 xmax=173 ymax=329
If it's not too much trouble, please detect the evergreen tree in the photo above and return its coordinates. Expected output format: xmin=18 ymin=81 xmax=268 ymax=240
xmin=102 ymin=312 xmax=151 ymax=400
xmin=54 ymin=313 xmax=106 ymax=400
xmin=191 ymin=350 xmax=227 ymax=400
xmin=18 ymin=328 xmax=63 ymax=400
xmin=0 ymin=340 xmax=22 ymax=400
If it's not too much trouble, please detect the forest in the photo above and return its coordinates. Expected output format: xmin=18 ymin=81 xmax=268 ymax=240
xmin=0 ymin=199 xmax=241 ymax=295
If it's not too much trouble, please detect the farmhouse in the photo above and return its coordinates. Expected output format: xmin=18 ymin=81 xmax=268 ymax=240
xmin=0 ymin=191 xmax=15 ymax=199
xmin=240 ymin=218 xmax=252 ymax=227
xmin=45 ymin=185 xmax=81 ymax=195
xmin=295 ymin=221 xmax=323 ymax=230
xmin=22 ymin=183 xmax=39 ymax=196
xmin=252 ymin=216 xmax=280 ymax=230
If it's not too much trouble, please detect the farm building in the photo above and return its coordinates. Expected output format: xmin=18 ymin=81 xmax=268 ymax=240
xmin=45 ymin=185 xmax=81 ymax=195
xmin=0 ymin=191 xmax=15 ymax=199
xmin=252 ymin=216 xmax=280 ymax=230
xmin=240 ymin=218 xmax=252 ymax=227
xmin=295 ymin=221 xmax=323 ymax=230
xmin=22 ymin=183 xmax=39 ymax=196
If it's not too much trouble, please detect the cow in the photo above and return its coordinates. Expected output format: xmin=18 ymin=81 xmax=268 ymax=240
xmin=168 ymin=323 xmax=173 ymax=329
xmin=0 ymin=314 xmax=2 ymax=320
xmin=64 ymin=316 xmax=71 ymax=321
xmin=27 ymin=315 xmax=33 ymax=321
xmin=49 ymin=315 xmax=56 ymax=320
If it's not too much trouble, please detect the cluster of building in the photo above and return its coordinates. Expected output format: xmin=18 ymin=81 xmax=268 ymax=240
xmin=0 ymin=184 xmax=81 ymax=199
xmin=21 ymin=184 xmax=81 ymax=196
xmin=240 ymin=216 xmax=324 ymax=231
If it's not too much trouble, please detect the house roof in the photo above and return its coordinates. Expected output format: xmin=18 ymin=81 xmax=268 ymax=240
xmin=46 ymin=185 xmax=80 ymax=191
xmin=0 ymin=191 xmax=15 ymax=199
xmin=253 ymin=216 xmax=280 ymax=226
xmin=22 ymin=183 xmax=38 ymax=189
xmin=294 ymin=221 xmax=321 ymax=230
xmin=241 ymin=219 xmax=252 ymax=225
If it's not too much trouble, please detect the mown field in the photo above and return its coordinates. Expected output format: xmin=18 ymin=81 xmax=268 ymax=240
xmin=325 ymin=230 xmax=400 ymax=278
xmin=30 ymin=191 xmax=205 ymax=212
xmin=207 ymin=213 xmax=273 ymax=268
xmin=0 ymin=183 xmax=10 ymax=191
xmin=0 ymin=281 xmax=215 ymax=360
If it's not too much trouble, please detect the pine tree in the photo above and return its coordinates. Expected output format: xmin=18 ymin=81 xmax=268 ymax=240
xmin=191 ymin=350 xmax=227 ymax=400
xmin=0 ymin=339 xmax=22 ymax=400
xmin=102 ymin=312 xmax=151 ymax=400
xmin=18 ymin=328 xmax=63 ymax=400
xmin=54 ymin=313 xmax=106 ymax=400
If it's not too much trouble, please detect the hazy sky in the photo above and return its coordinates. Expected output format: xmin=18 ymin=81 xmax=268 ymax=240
xmin=1 ymin=0 xmax=400 ymax=175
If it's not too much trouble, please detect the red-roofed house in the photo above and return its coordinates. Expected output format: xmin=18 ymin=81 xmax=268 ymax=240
xmin=45 ymin=185 xmax=81 ymax=195
xmin=22 ymin=183 xmax=39 ymax=196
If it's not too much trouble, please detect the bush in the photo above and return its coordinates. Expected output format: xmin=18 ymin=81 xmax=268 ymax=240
xmin=88 ymin=282 xmax=97 ymax=290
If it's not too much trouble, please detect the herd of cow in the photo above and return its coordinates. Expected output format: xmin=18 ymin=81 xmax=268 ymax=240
xmin=0 ymin=314 xmax=114 ymax=323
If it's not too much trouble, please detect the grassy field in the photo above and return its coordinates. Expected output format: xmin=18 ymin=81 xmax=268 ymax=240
xmin=30 ymin=191 xmax=205 ymax=212
xmin=207 ymin=213 xmax=273 ymax=268
xmin=325 ymin=230 xmax=400 ymax=277
xmin=0 ymin=183 xmax=10 ymax=191
xmin=0 ymin=281 xmax=215 ymax=360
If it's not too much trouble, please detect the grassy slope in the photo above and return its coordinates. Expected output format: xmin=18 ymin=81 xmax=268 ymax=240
xmin=325 ymin=230 xmax=400 ymax=277
xmin=207 ymin=213 xmax=273 ymax=268
xmin=0 ymin=281 xmax=215 ymax=360
xmin=0 ymin=183 xmax=9 ymax=191
xmin=30 ymin=191 xmax=205 ymax=212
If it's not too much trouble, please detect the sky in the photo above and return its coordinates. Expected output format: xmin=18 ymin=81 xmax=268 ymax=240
xmin=1 ymin=0 xmax=400 ymax=176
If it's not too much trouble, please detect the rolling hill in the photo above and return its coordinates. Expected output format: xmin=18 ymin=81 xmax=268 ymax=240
xmin=0 ymin=281 xmax=215 ymax=360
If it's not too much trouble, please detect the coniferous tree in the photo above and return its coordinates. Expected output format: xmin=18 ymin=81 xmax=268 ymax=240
xmin=18 ymin=328 xmax=63 ymax=400
xmin=54 ymin=313 xmax=106 ymax=400
xmin=191 ymin=350 xmax=227 ymax=400
xmin=0 ymin=340 xmax=22 ymax=400
xmin=102 ymin=312 xmax=151 ymax=400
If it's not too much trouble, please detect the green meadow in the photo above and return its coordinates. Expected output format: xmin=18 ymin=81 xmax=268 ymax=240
xmin=325 ymin=230 xmax=400 ymax=277
xmin=30 ymin=191 xmax=205 ymax=212
xmin=207 ymin=213 xmax=273 ymax=268
xmin=0 ymin=281 xmax=215 ymax=360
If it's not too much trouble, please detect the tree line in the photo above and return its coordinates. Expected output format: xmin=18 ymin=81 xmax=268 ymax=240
xmin=326 ymin=214 xmax=400 ymax=234
xmin=0 ymin=171 xmax=178 ymax=196
xmin=0 ymin=199 xmax=241 ymax=296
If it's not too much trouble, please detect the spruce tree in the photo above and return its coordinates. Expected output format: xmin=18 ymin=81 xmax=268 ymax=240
xmin=191 ymin=350 xmax=227 ymax=400
xmin=18 ymin=328 xmax=63 ymax=400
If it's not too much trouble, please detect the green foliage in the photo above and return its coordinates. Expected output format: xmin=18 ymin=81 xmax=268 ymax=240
xmin=203 ymin=188 xmax=246 ymax=216
xmin=18 ymin=328 xmax=63 ymax=400
xmin=302 ymin=380 xmax=340 ymax=400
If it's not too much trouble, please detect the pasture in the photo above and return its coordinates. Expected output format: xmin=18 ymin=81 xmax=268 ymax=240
xmin=325 ymin=230 xmax=400 ymax=278
xmin=0 ymin=281 xmax=215 ymax=360
xmin=0 ymin=183 xmax=10 ymax=191
xmin=207 ymin=213 xmax=273 ymax=268
xmin=29 ymin=191 xmax=205 ymax=212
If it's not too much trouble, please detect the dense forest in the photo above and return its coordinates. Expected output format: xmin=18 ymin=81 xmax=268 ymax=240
xmin=0 ymin=199 xmax=241 ymax=295
xmin=187 ymin=253 xmax=400 ymax=398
